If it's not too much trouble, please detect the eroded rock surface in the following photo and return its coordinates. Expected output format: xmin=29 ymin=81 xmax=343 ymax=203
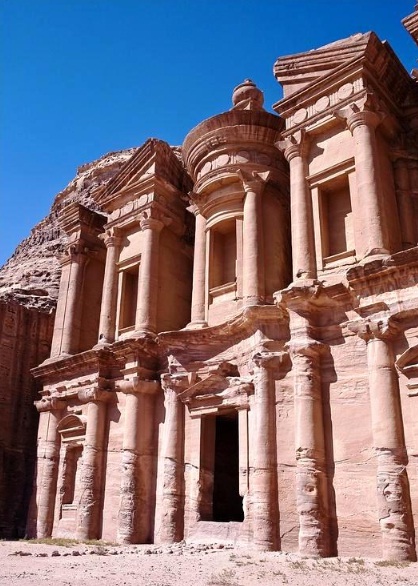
xmin=0 ymin=148 xmax=137 ymax=304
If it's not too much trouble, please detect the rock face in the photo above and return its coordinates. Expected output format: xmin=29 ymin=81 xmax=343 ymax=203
xmin=0 ymin=148 xmax=136 ymax=538
xmin=3 ymin=5 xmax=418 ymax=562
xmin=0 ymin=149 xmax=137 ymax=302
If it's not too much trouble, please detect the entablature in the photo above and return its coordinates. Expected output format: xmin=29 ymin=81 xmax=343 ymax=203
xmin=274 ymin=38 xmax=415 ymax=138
xmin=31 ymin=347 xmax=121 ymax=386
xmin=104 ymin=183 xmax=187 ymax=237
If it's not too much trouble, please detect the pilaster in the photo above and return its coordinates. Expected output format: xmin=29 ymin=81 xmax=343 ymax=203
xmin=158 ymin=374 xmax=186 ymax=543
xmin=237 ymin=170 xmax=270 ymax=306
xmin=34 ymin=398 xmax=66 ymax=538
xmin=392 ymin=152 xmax=416 ymax=249
xmin=348 ymin=317 xmax=416 ymax=561
xmin=134 ymin=209 xmax=167 ymax=335
xmin=335 ymin=94 xmax=390 ymax=258
xmin=250 ymin=350 xmax=285 ymax=551
xmin=75 ymin=388 xmax=111 ymax=541
xmin=96 ymin=228 xmax=123 ymax=345
xmin=187 ymin=202 xmax=208 ymax=328
xmin=276 ymin=130 xmax=316 ymax=281
xmin=50 ymin=242 xmax=88 ymax=358
xmin=116 ymin=377 xmax=159 ymax=544
xmin=277 ymin=282 xmax=333 ymax=557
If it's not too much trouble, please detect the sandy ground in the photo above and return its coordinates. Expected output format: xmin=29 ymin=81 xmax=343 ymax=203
xmin=1 ymin=540 xmax=418 ymax=586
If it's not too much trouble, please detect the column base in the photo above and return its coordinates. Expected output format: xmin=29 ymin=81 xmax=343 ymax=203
xmin=362 ymin=247 xmax=390 ymax=260
xmin=243 ymin=296 xmax=265 ymax=307
xmin=40 ymin=352 xmax=73 ymax=365
xmin=92 ymin=340 xmax=113 ymax=350
xmin=184 ymin=320 xmax=208 ymax=330
xmin=131 ymin=328 xmax=157 ymax=339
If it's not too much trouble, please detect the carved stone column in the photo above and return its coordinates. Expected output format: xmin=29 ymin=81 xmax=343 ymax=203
xmin=238 ymin=170 xmax=269 ymax=305
xmin=159 ymin=375 xmax=185 ymax=543
xmin=277 ymin=131 xmax=316 ymax=281
xmin=135 ymin=212 xmax=164 ymax=335
xmin=277 ymin=282 xmax=334 ymax=557
xmin=337 ymin=96 xmax=389 ymax=256
xmin=35 ymin=398 xmax=65 ymax=538
xmin=349 ymin=318 xmax=416 ymax=561
xmin=289 ymin=339 xmax=330 ymax=557
xmin=251 ymin=352 xmax=281 ymax=550
xmin=117 ymin=378 xmax=159 ymax=544
xmin=393 ymin=156 xmax=416 ymax=249
xmin=51 ymin=243 xmax=88 ymax=357
xmin=188 ymin=205 xmax=208 ymax=327
xmin=76 ymin=389 xmax=109 ymax=541
xmin=97 ymin=228 xmax=122 ymax=344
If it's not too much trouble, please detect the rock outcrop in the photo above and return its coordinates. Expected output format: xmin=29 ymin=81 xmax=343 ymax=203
xmin=0 ymin=148 xmax=137 ymax=304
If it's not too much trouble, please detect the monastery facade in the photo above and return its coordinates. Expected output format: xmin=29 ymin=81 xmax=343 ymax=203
xmin=29 ymin=10 xmax=418 ymax=560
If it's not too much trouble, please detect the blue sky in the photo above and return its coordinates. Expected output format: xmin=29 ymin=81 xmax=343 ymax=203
xmin=1 ymin=1 xmax=416 ymax=266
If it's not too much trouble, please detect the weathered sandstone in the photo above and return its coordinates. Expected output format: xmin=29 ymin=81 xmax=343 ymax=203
xmin=1 ymin=5 xmax=418 ymax=564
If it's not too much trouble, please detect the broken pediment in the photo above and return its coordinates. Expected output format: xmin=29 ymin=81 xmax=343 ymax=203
xmin=274 ymin=32 xmax=374 ymax=98
xmin=178 ymin=374 xmax=254 ymax=417
xmin=396 ymin=344 xmax=418 ymax=397
xmin=274 ymin=31 xmax=413 ymax=110
xmin=95 ymin=138 xmax=192 ymax=212
xmin=273 ymin=30 xmax=415 ymax=135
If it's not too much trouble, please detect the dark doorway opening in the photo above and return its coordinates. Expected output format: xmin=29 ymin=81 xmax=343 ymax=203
xmin=212 ymin=412 xmax=243 ymax=522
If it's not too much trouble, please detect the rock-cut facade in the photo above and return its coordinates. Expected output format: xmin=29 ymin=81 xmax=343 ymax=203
xmin=17 ymin=7 xmax=418 ymax=560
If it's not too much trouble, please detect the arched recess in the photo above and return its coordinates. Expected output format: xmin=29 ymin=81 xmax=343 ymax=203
xmin=56 ymin=415 xmax=87 ymax=515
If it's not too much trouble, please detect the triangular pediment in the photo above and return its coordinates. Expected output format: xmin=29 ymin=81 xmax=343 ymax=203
xmin=274 ymin=32 xmax=375 ymax=98
xmin=95 ymin=138 xmax=190 ymax=211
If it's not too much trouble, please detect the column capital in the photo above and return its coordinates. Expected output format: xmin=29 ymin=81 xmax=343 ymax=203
xmin=286 ymin=338 xmax=326 ymax=359
xmin=251 ymin=350 xmax=289 ymax=376
xmin=334 ymin=93 xmax=385 ymax=134
xmin=35 ymin=396 xmax=66 ymax=412
xmin=139 ymin=208 xmax=171 ymax=232
xmin=100 ymin=227 xmax=123 ymax=248
xmin=347 ymin=316 xmax=401 ymax=343
xmin=275 ymin=129 xmax=309 ymax=162
xmin=58 ymin=241 xmax=89 ymax=267
xmin=161 ymin=372 xmax=190 ymax=398
xmin=186 ymin=202 xmax=201 ymax=217
xmin=77 ymin=388 xmax=113 ymax=404
xmin=116 ymin=377 xmax=159 ymax=395
xmin=236 ymin=169 xmax=270 ymax=194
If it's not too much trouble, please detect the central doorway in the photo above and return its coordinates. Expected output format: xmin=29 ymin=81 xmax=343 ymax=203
xmin=200 ymin=410 xmax=243 ymax=522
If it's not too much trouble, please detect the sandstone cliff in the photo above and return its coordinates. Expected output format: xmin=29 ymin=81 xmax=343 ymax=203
xmin=0 ymin=148 xmax=137 ymax=309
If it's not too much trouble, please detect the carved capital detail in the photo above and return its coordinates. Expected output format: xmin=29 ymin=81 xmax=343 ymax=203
xmin=58 ymin=240 xmax=90 ymax=266
xmin=286 ymin=338 xmax=326 ymax=360
xmin=161 ymin=372 xmax=190 ymax=399
xmin=251 ymin=351 xmax=289 ymax=376
xmin=236 ymin=169 xmax=271 ymax=194
xmin=116 ymin=377 xmax=159 ymax=395
xmin=334 ymin=93 xmax=385 ymax=134
xmin=275 ymin=129 xmax=308 ymax=162
xmin=35 ymin=396 xmax=66 ymax=412
xmin=77 ymin=388 xmax=112 ymax=404
xmin=100 ymin=227 xmax=123 ymax=248
xmin=347 ymin=317 xmax=401 ymax=343
xmin=138 ymin=208 xmax=171 ymax=232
